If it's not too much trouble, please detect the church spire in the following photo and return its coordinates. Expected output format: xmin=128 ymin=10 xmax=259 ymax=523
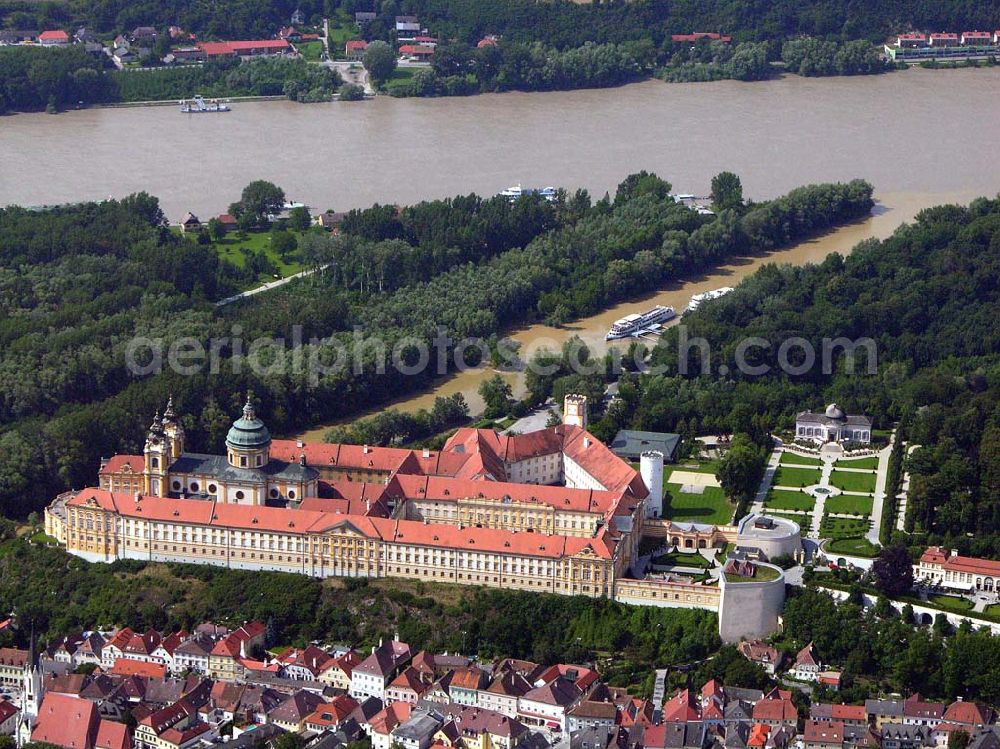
xmin=163 ymin=396 xmax=177 ymax=422
xmin=242 ymin=392 xmax=256 ymax=421
xmin=148 ymin=410 xmax=163 ymax=435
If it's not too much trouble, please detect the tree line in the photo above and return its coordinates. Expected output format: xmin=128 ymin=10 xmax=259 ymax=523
xmin=0 ymin=47 xmax=341 ymax=112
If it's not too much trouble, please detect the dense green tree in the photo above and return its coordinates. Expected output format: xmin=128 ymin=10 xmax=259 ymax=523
xmin=363 ymin=40 xmax=397 ymax=86
xmin=872 ymin=545 xmax=915 ymax=598
xmin=711 ymin=171 xmax=743 ymax=211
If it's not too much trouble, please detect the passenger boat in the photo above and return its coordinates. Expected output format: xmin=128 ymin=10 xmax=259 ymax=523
xmin=684 ymin=287 xmax=734 ymax=315
xmin=180 ymin=95 xmax=231 ymax=113
xmin=499 ymin=184 xmax=557 ymax=202
xmin=605 ymin=305 xmax=676 ymax=340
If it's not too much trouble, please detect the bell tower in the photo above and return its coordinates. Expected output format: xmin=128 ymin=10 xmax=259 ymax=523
xmin=563 ymin=394 xmax=588 ymax=430
xmin=143 ymin=410 xmax=172 ymax=497
xmin=16 ymin=630 xmax=43 ymax=748
xmin=162 ymin=396 xmax=186 ymax=458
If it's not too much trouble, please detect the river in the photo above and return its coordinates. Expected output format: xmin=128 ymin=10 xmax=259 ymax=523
xmin=3 ymin=68 xmax=1000 ymax=438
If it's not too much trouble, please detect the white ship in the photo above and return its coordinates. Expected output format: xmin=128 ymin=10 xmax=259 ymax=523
xmin=606 ymin=305 xmax=676 ymax=340
xmin=180 ymin=95 xmax=230 ymax=113
xmin=684 ymin=287 xmax=734 ymax=315
xmin=500 ymin=184 xmax=557 ymax=202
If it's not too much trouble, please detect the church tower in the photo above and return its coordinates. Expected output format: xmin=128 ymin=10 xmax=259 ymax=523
xmin=162 ymin=397 xmax=186 ymax=459
xmin=16 ymin=631 xmax=43 ymax=748
xmin=563 ymin=394 xmax=588 ymax=430
xmin=143 ymin=410 xmax=172 ymax=497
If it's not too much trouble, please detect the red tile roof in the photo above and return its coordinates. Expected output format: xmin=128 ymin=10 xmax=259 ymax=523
xmin=100 ymin=455 xmax=145 ymax=475
xmin=31 ymin=693 xmax=100 ymax=749
xmin=39 ymin=30 xmax=70 ymax=41
xmin=110 ymin=659 xmax=166 ymax=679
xmin=805 ymin=720 xmax=843 ymax=744
xmin=346 ymin=40 xmax=368 ymax=51
xmin=0 ymin=699 xmax=18 ymax=724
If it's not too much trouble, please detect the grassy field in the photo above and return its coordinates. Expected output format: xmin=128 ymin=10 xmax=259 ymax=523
xmin=651 ymin=550 xmax=714 ymax=568
xmin=825 ymin=494 xmax=874 ymax=517
xmin=821 ymin=515 xmax=870 ymax=539
xmin=926 ymin=594 xmax=974 ymax=612
xmin=212 ymin=230 xmax=307 ymax=281
xmin=779 ymin=452 xmax=823 ymax=467
xmin=671 ymin=459 xmax=722 ymax=476
xmin=829 ymin=470 xmax=877 ymax=493
xmin=837 ymin=456 xmax=879 ymax=470
xmin=328 ymin=11 xmax=361 ymax=57
xmin=298 ymin=40 xmax=324 ymax=62
xmin=664 ymin=484 xmax=734 ymax=525
xmin=385 ymin=66 xmax=419 ymax=93
xmin=772 ymin=465 xmax=822 ymax=488
xmin=826 ymin=537 xmax=879 ymax=557
xmin=764 ymin=488 xmax=815 ymax=512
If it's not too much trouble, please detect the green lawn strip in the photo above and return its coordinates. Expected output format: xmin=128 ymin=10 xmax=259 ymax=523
xmin=825 ymin=537 xmax=880 ymax=557
xmin=824 ymin=494 xmax=873 ymax=517
xmin=772 ymin=465 xmax=822 ymax=488
xmin=671 ymin=459 xmax=723 ymax=475
xmin=651 ymin=550 xmax=713 ymax=568
xmin=925 ymin=594 xmax=974 ymax=612
xmin=298 ymin=40 xmax=324 ymax=62
xmin=725 ymin=565 xmax=781 ymax=583
xmin=764 ymin=488 xmax=815 ymax=512
xmin=836 ymin=456 xmax=879 ymax=470
xmin=663 ymin=484 xmax=734 ymax=525
xmin=763 ymin=512 xmax=808 ymax=528
xmin=829 ymin=470 xmax=877 ymax=493
xmin=779 ymin=452 xmax=823 ymax=467
xmin=820 ymin=515 xmax=870 ymax=539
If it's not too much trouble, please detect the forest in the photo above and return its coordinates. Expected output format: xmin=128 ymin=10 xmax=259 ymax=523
xmin=779 ymin=586 xmax=1000 ymax=705
xmin=0 ymin=175 xmax=872 ymax=518
xmin=0 ymin=47 xmax=340 ymax=111
xmin=6 ymin=0 xmax=1000 ymax=45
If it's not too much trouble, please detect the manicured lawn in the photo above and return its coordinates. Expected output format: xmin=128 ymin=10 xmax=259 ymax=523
xmin=837 ymin=456 xmax=879 ymax=470
xmin=772 ymin=465 xmax=822 ymax=488
xmin=725 ymin=564 xmax=782 ymax=583
xmin=826 ymin=537 xmax=880 ymax=557
xmin=780 ymin=452 xmax=823 ymax=467
xmin=926 ymin=594 xmax=974 ymax=612
xmin=825 ymin=494 xmax=874 ymax=517
xmin=297 ymin=40 xmax=324 ymax=62
xmin=829 ymin=470 xmax=877 ymax=494
xmin=764 ymin=489 xmax=815 ymax=512
xmin=763 ymin=512 xmax=807 ymax=528
xmin=652 ymin=550 xmax=713 ymax=568
xmin=385 ymin=66 xmax=418 ymax=92
xmin=664 ymin=484 xmax=734 ymax=526
xmin=821 ymin=515 xmax=870 ymax=539
xmin=671 ymin=460 xmax=722 ymax=476
xmin=212 ymin=230 xmax=307 ymax=283
xmin=983 ymin=605 xmax=1000 ymax=622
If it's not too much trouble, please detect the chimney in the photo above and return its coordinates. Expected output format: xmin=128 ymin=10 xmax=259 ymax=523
xmin=583 ymin=437 xmax=590 ymax=448
xmin=422 ymin=448 xmax=430 ymax=459
xmin=134 ymin=491 xmax=141 ymax=503
xmin=299 ymin=453 xmax=306 ymax=466
xmin=363 ymin=445 xmax=370 ymax=454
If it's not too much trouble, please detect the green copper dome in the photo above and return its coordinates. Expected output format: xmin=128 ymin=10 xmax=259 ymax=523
xmin=226 ymin=397 xmax=271 ymax=450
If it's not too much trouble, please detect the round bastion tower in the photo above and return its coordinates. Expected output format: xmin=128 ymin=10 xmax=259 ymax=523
xmin=640 ymin=451 xmax=664 ymax=518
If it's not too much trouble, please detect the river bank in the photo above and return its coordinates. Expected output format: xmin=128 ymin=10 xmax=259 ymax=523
xmin=289 ymin=188 xmax=964 ymax=442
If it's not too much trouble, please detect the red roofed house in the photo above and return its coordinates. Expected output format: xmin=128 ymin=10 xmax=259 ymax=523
xmin=477 ymin=35 xmax=499 ymax=48
xmin=671 ymin=32 xmax=732 ymax=44
xmin=804 ymin=720 xmax=844 ymax=749
xmin=399 ymin=44 xmax=434 ymax=59
xmin=753 ymin=689 xmax=797 ymax=727
xmin=896 ymin=32 xmax=927 ymax=48
xmin=110 ymin=659 xmax=167 ymax=679
xmin=135 ymin=699 xmax=211 ymax=749
xmin=928 ymin=33 xmax=959 ymax=46
xmin=0 ymin=699 xmax=19 ymax=735
xmin=346 ymin=39 xmax=368 ymax=60
xmin=197 ymin=39 xmax=290 ymax=58
xmin=791 ymin=642 xmax=822 ymax=682
xmin=31 ymin=693 xmax=132 ymax=749
xmin=662 ymin=689 xmax=700 ymax=723
xmin=914 ymin=547 xmax=1000 ymax=593
xmin=942 ymin=700 xmax=994 ymax=729
xmin=38 ymin=30 xmax=70 ymax=45
xmin=960 ymin=31 xmax=992 ymax=45
xmin=737 ymin=640 xmax=783 ymax=675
